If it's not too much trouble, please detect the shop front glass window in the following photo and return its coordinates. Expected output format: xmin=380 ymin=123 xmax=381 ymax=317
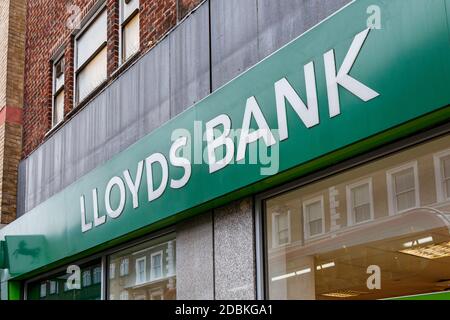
xmin=264 ymin=135 xmax=450 ymax=300
xmin=27 ymin=261 xmax=102 ymax=300
xmin=108 ymin=233 xmax=176 ymax=300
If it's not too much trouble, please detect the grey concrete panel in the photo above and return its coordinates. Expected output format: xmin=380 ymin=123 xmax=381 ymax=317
xmin=257 ymin=0 xmax=352 ymax=59
xmin=214 ymin=198 xmax=255 ymax=300
xmin=137 ymin=39 xmax=171 ymax=139
xmin=176 ymin=212 xmax=214 ymax=300
xmin=210 ymin=0 xmax=259 ymax=90
xmin=170 ymin=3 xmax=210 ymax=117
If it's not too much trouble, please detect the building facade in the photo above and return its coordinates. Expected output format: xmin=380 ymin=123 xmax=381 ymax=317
xmin=1 ymin=0 xmax=450 ymax=300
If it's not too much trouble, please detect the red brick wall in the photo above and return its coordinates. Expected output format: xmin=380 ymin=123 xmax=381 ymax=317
xmin=22 ymin=0 xmax=202 ymax=158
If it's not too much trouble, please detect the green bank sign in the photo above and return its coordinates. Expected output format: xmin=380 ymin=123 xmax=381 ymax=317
xmin=1 ymin=0 xmax=450 ymax=277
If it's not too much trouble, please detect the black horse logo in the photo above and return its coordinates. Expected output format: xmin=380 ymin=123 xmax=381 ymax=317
xmin=12 ymin=240 xmax=40 ymax=263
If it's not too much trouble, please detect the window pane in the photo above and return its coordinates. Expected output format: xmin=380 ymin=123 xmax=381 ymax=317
xmin=108 ymin=233 xmax=176 ymax=300
xmin=122 ymin=0 xmax=139 ymax=22
xmin=394 ymin=168 xmax=414 ymax=193
xmin=122 ymin=13 xmax=140 ymax=61
xmin=305 ymin=201 xmax=322 ymax=221
xmin=76 ymin=10 xmax=107 ymax=69
xmin=77 ymin=46 xmax=107 ymax=102
xmin=53 ymin=90 xmax=64 ymax=126
xmin=442 ymin=156 xmax=450 ymax=179
xmin=445 ymin=179 xmax=450 ymax=199
xmin=396 ymin=190 xmax=416 ymax=212
xmin=151 ymin=253 xmax=162 ymax=279
xmin=309 ymin=219 xmax=322 ymax=236
xmin=354 ymin=204 xmax=371 ymax=223
xmin=352 ymin=184 xmax=369 ymax=207
xmin=28 ymin=261 xmax=101 ymax=300
xmin=265 ymin=135 xmax=450 ymax=300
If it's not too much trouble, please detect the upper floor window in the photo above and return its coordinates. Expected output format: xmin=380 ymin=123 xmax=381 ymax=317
xmin=434 ymin=149 xmax=450 ymax=202
xmin=120 ymin=0 xmax=140 ymax=63
xmin=75 ymin=8 xmax=107 ymax=103
xmin=346 ymin=178 xmax=374 ymax=225
xmin=272 ymin=210 xmax=291 ymax=248
xmin=387 ymin=162 xmax=420 ymax=214
xmin=52 ymin=56 xmax=65 ymax=127
xmin=303 ymin=196 xmax=325 ymax=239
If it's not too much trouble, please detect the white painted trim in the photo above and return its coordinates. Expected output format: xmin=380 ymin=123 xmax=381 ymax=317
xmin=119 ymin=0 xmax=140 ymax=66
xmin=271 ymin=210 xmax=291 ymax=248
xmin=150 ymin=250 xmax=164 ymax=281
xmin=346 ymin=177 xmax=374 ymax=226
xmin=135 ymin=256 xmax=147 ymax=285
xmin=386 ymin=161 xmax=420 ymax=215
xmin=302 ymin=195 xmax=325 ymax=239
xmin=433 ymin=149 xmax=450 ymax=203
xmin=73 ymin=5 xmax=108 ymax=105
xmin=51 ymin=52 xmax=65 ymax=129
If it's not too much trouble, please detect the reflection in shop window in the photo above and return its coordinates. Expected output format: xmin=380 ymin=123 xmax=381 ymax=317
xmin=346 ymin=178 xmax=374 ymax=225
xmin=264 ymin=134 xmax=450 ymax=300
xmin=272 ymin=210 xmax=291 ymax=248
xmin=135 ymin=257 xmax=146 ymax=285
xmin=109 ymin=263 xmax=116 ymax=279
xmin=108 ymin=233 xmax=176 ymax=300
xmin=93 ymin=267 xmax=102 ymax=284
xmin=82 ymin=270 xmax=91 ymax=287
xmin=387 ymin=162 xmax=419 ymax=214
xmin=303 ymin=196 xmax=325 ymax=238
xmin=40 ymin=283 xmax=46 ymax=298
xmin=49 ymin=280 xmax=58 ymax=295
xmin=28 ymin=261 xmax=102 ymax=300
xmin=120 ymin=290 xmax=129 ymax=300
xmin=434 ymin=149 xmax=450 ymax=202
xmin=120 ymin=258 xmax=129 ymax=276
xmin=151 ymin=251 xmax=163 ymax=281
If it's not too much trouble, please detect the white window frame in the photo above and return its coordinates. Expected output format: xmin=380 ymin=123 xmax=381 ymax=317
xmin=135 ymin=256 xmax=147 ymax=285
xmin=271 ymin=211 xmax=291 ymax=248
xmin=73 ymin=5 xmax=108 ymax=105
xmin=150 ymin=251 xmax=163 ymax=281
xmin=386 ymin=161 xmax=420 ymax=215
xmin=119 ymin=0 xmax=140 ymax=65
xmin=346 ymin=177 xmax=374 ymax=226
xmin=433 ymin=149 xmax=450 ymax=202
xmin=302 ymin=195 xmax=325 ymax=239
xmin=51 ymin=52 xmax=65 ymax=128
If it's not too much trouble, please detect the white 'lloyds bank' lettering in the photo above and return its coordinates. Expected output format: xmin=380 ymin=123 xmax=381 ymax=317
xmin=80 ymin=28 xmax=379 ymax=233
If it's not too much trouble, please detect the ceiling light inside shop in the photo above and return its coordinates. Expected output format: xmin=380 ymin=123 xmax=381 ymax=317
xmin=400 ymin=241 xmax=450 ymax=259
xmin=296 ymin=268 xmax=312 ymax=276
xmin=316 ymin=262 xmax=335 ymax=270
xmin=403 ymin=236 xmax=434 ymax=248
xmin=271 ymin=272 xmax=296 ymax=282
xmin=322 ymin=290 xmax=367 ymax=298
